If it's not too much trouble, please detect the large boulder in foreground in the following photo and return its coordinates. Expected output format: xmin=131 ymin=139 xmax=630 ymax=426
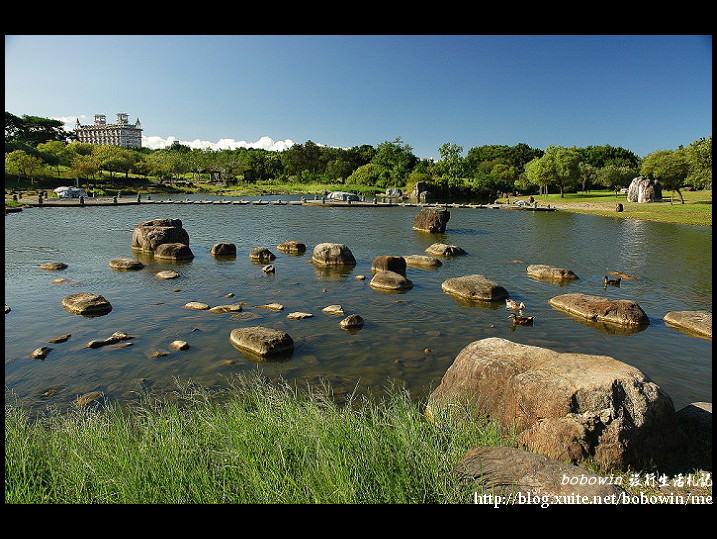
xmin=455 ymin=446 xmax=625 ymax=500
xmin=527 ymin=264 xmax=578 ymax=282
xmin=663 ymin=310 xmax=712 ymax=339
xmin=549 ymin=293 xmax=649 ymax=327
xmin=312 ymin=243 xmax=356 ymax=266
xmin=229 ymin=326 xmax=294 ymax=358
xmin=62 ymin=293 xmax=113 ymax=316
xmin=428 ymin=337 xmax=684 ymax=472
xmin=413 ymin=207 xmax=450 ymax=233
xmin=131 ymin=219 xmax=190 ymax=254
xmin=441 ymin=274 xmax=508 ymax=303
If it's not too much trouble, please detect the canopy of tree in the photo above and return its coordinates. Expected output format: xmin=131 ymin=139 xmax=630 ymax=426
xmin=4 ymin=111 xmax=711 ymax=200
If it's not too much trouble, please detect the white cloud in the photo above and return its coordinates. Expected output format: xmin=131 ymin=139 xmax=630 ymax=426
xmin=147 ymin=135 xmax=296 ymax=152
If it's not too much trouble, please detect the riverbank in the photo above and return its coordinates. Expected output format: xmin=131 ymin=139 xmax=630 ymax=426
xmin=496 ymin=190 xmax=712 ymax=227
xmin=7 ymin=186 xmax=711 ymax=225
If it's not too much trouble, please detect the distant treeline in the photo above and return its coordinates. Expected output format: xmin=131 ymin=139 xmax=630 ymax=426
xmin=4 ymin=112 xmax=712 ymax=201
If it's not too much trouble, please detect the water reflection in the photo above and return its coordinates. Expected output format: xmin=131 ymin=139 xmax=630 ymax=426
xmin=4 ymin=198 xmax=712 ymax=411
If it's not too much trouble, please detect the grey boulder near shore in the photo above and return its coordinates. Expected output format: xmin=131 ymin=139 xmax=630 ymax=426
xmin=229 ymin=326 xmax=294 ymax=358
xmin=428 ymin=337 xmax=686 ymax=472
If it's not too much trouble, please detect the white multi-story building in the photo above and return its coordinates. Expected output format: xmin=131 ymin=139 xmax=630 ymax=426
xmin=74 ymin=113 xmax=143 ymax=148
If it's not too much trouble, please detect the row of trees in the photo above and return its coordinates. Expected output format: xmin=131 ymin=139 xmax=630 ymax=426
xmin=5 ymin=112 xmax=712 ymax=201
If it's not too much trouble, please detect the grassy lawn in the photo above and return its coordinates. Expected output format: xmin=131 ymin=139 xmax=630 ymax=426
xmin=499 ymin=190 xmax=712 ymax=226
xmin=5 ymin=376 xmax=509 ymax=504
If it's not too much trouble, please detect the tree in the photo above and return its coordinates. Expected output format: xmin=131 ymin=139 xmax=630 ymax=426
xmin=640 ymin=149 xmax=690 ymax=203
xmin=436 ymin=142 xmax=466 ymax=179
xmin=370 ymin=138 xmax=417 ymax=185
xmin=522 ymin=145 xmax=582 ymax=196
xmin=5 ymin=112 xmax=67 ymax=146
xmin=684 ymin=136 xmax=712 ymax=189
xmin=595 ymin=164 xmax=638 ymax=191
xmin=5 ymin=149 xmax=47 ymax=185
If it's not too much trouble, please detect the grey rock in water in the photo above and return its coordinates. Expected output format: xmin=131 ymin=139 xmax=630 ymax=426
xmin=38 ymin=262 xmax=68 ymax=271
xmin=277 ymin=241 xmax=306 ymax=254
xmin=663 ymin=310 xmax=712 ymax=339
xmin=412 ymin=207 xmax=450 ymax=233
xmin=210 ymin=242 xmax=237 ymax=257
xmin=62 ymin=293 xmax=112 ymax=316
xmin=109 ymin=258 xmax=144 ymax=271
xmin=229 ymin=326 xmax=294 ymax=357
xmin=312 ymin=243 xmax=356 ymax=266
xmin=131 ymin=218 xmax=190 ymax=253
xmin=249 ymin=247 xmax=276 ymax=262
xmin=424 ymin=243 xmax=466 ymax=257
xmin=549 ymin=293 xmax=649 ymax=327
xmin=154 ymin=242 xmax=194 ymax=260
xmin=441 ymin=274 xmax=508 ymax=302
xmin=527 ymin=264 xmax=579 ymax=282
xmin=371 ymin=255 xmax=407 ymax=276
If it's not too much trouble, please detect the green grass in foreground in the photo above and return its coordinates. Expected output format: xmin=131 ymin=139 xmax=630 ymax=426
xmin=5 ymin=376 xmax=509 ymax=504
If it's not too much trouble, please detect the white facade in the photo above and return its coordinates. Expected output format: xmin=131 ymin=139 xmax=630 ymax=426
xmin=75 ymin=113 xmax=143 ymax=148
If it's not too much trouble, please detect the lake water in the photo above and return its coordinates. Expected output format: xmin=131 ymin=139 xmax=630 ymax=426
xmin=4 ymin=194 xmax=712 ymax=412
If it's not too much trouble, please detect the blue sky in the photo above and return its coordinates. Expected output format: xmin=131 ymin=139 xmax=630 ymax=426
xmin=5 ymin=35 xmax=712 ymax=159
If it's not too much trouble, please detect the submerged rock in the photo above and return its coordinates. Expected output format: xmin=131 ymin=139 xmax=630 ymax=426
xmin=663 ymin=310 xmax=712 ymax=339
xmin=277 ymin=241 xmax=306 ymax=254
xmin=412 ymin=207 xmax=450 ymax=233
xmin=229 ymin=326 xmax=294 ymax=357
xmin=340 ymin=314 xmax=364 ymax=330
xmin=62 ymin=293 xmax=112 ymax=316
xmin=131 ymin=218 xmax=190 ymax=254
xmin=155 ymin=270 xmax=180 ymax=279
xmin=109 ymin=258 xmax=144 ymax=271
xmin=370 ymin=270 xmax=413 ymax=291
xmin=371 ymin=255 xmax=407 ymax=276
xmin=549 ymin=293 xmax=649 ymax=327
xmin=425 ymin=243 xmax=466 ymax=257
xmin=87 ymin=331 xmax=135 ymax=349
xmin=404 ymin=255 xmax=442 ymax=268
xmin=441 ymin=274 xmax=508 ymax=302
xmin=74 ymin=391 xmax=104 ymax=407
xmin=185 ymin=301 xmax=210 ymax=310
xmin=210 ymin=242 xmax=237 ymax=256
xmin=312 ymin=243 xmax=356 ymax=266
xmin=154 ymin=242 xmax=194 ymax=260
xmin=527 ymin=264 xmax=579 ymax=282
xmin=249 ymin=247 xmax=276 ymax=262
xmin=38 ymin=262 xmax=68 ymax=271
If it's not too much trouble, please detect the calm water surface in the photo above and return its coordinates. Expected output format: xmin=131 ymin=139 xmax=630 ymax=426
xmin=5 ymin=195 xmax=712 ymax=411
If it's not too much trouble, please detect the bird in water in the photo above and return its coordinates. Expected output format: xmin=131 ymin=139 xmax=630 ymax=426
xmin=604 ymin=275 xmax=621 ymax=287
xmin=509 ymin=312 xmax=534 ymax=326
xmin=506 ymin=298 xmax=526 ymax=311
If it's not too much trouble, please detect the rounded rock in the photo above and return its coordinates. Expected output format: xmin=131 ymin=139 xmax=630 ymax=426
xmin=62 ymin=293 xmax=113 ymax=316
xmin=109 ymin=258 xmax=144 ymax=271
